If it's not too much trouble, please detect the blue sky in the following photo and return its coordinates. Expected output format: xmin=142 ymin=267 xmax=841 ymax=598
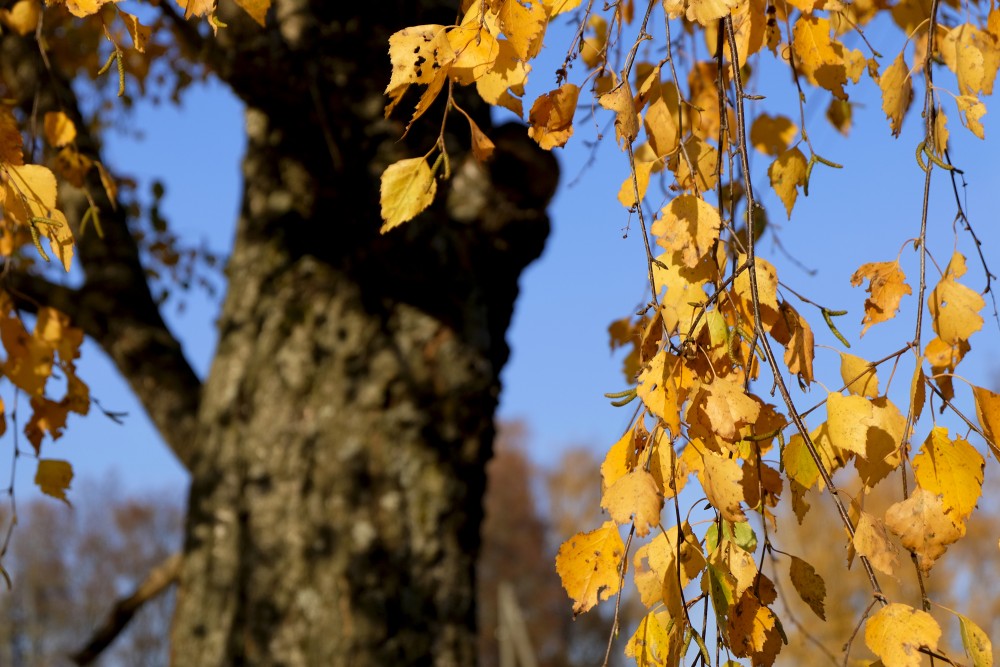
xmin=13 ymin=13 xmax=1000 ymax=504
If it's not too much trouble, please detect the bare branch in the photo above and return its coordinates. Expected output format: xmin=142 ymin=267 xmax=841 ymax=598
xmin=70 ymin=553 xmax=182 ymax=666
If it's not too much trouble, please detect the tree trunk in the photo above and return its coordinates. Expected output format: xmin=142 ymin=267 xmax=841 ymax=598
xmin=168 ymin=3 xmax=556 ymax=665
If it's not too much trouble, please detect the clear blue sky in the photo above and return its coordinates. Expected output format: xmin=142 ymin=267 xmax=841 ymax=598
xmin=15 ymin=15 xmax=1000 ymax=504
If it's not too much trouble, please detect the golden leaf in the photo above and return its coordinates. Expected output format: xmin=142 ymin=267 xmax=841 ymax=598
xmin=853 ymin=511 xmax=899 ymax=576
xmin=384 ymin=25 xmax=455 ymax=120
xmin=956 ymin=94 xmax=987 ymax=139
xmin=233 ymin=0 xmax=269 ymax=26
xmin=475 ymin=39 xmax=529 ymax=117
xmin=637 ymin=349 xmax=685 ymax=436
xmin=644 ymin=92 xmax=681 ymax=158
xmin=0 ymin=0 xmax=40 ymax=36
xmin=59 ymin=0 xmax=112 ymax=17
xmin=850 ymin=261 xmax=911 ymax=335
xmin=699 ymin=448 xmax=747 ymax=522
xmin=528 ymin=84 xmax=579 ymax=150
xmin=879 ymin=51 xmax=913 ymax=137
xmin=939 ymin=23 xmax=1000 ymax=97
xmin=35 ymin=459 xmax=73 ymax=503
xmin=750 ymin=114 xmax=798 ymax=156
xmin=497 ymin=0 xmax=547 ymax=60
xmin=652 ymin=195 xmax=721 ymax=269
xmin=686 ymin=0 xmax=739 ymax=27
xmin=541 ymin=0 xmax=584 ymax=16
xmin=839 ymin=352 xmax=878 ymax=398
xmin=793 ymin=16 xmax=863 ymax=99
xmin=885 ymin=488 xmax=965 ymax=574
xmin=973 ymin=385 xmax=1000 ymax=456
xmin=626 ymin=611 xmax=682 ymax=666
xmin=379 ymin=157 xmax=436 ymax=233
xmin=854 ymin=396 xmax=904 ymax=488
xmin=690 ymin=376 xmax=762 ymax=443
xmin=617 ymin=159 xmax=656 ymax=209
xmin=600 ymin=80 xmax=640 ymax=147
xmin=773 ymin=300 xmax=814 ymax=384
xmin=733 ymin=254 xmax=780 ymax=330
xmin=768 ymin=147 xmax=807 ymax=219
xmin=929 ymin=252 xmax=984 ymax=346
xmin=581 ymin=15 xmax=608 ymax=68
xmin=601 ymin=469 xmax=663 ymax=537
xmin=669 ymin=136 xmax=719 ymax=192
xmin=865 ymin=603 xmax=941 ymax=667
xmin=120 ymin=11 xmax=153 ymax=52
xmin=826 ymin=99 xmax=853 ymax=136
xmin=0 ymin=106 xmax=24 ymax=165
xmin=555 ymin=521 xmax=625 ymax=616
xmin=788 ymin=556 xmax=826 ymax=620
xmin=913 ymin=426 xmax=984 ymax=521
xmin=634 ymin=523 xmax=705 ymax=613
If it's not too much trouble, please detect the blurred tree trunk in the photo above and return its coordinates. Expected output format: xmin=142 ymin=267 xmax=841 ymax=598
xmin=167 ymin=3 xmax=556 ymax=666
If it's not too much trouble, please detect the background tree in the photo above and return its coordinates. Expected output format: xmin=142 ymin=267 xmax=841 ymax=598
xmin=0 ymin=1 xmax=557 ymax=664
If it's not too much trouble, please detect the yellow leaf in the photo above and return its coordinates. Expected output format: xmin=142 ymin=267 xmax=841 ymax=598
xmin=541 ymin=0 xmax=584 ymax=16
xmin=528 ymin=84 xmax=579 ymax=150
xmin=789 ymin=556 xmax=826 ymax=620
xmin=726 ymin=592 xmax=783 ymax=664
xmin=59 ymin=0 xmax=112 ymax=17
xmin=555 ymin=521 xmax=625 ymax=616
xmin=933 ymin=107 xmax=949 ymax=156
xmin=35 ymin=459 xmax=73 ymax=503
xmin=44 ymin=111 xmax=76 ymax=148
xmin=644 ymin=91 xmax=681 ymax=158
xmin=957 ymin=94 xmax=987 ymax=139
xmin=973 ymin=385 xmax=1000 ymax=456
xmin=686 ymin=0 xmax=738 ymax=27
xmin=601 ymin=469 xmax=663 ymax=537
xmin=175 ymin=0 xmax=215 ymax=20
xmin=690 ymin=376 xmax=762 ymax=443
xmin=448 ymin=6 xmax=501 ymax=85
xmin=669 ymin=136 xmax=719 ymax=193
xmin=384 ymin=25 xmax=455 ymax=120
xmin=497 ymin=0 xmax=547 ymax=60
xmin=879 ymin=51 xmax=913 ymax=137
xmin=0 ymin=0 xmax=40 ymax=36
xmin=652 ymin=195 xmax=721 ymax=269
xmin=475 ymin=39 xmax=529 ymax=117
xmin=913 ymin=426 xmax=984 ymax=521
xmin=910 ymin=365 xmax=926 ymax=424
xmin=825 ymin=392 xmax=876 ymax=457
xmin=773 ymin=299 xmax=814 ymax=384
xmin=637 ymin=349 xmax=685 ymax=436
xmin=699 ymin=448 xmax=747 ymax=522
xmin=733 ymin=254 xmax=781 ymax=330
xmin=379 ymin=158 xmax=436 ymax=233
xmin=958 ymin=614 xmax=993 ymax=667
xmin=850 ymin=261 xmax=911 ymax=335
xmin=854 ymin=396 xmax=905 ymax=488
xmin=929 ymin=252 xmax=984 ymax=346
xmin=599 ymin=80 xmax=640 ymax=147
xmin=618 ymin=159 xmax=656 ymax=209
xmin=750 ymin=114 xmax=798 ymax=156
xmin=626 ymin=610 xmax=681 ymax=666
xmin=865 ymin=603 xmax=941 ymax=667
xmin=793 ymin=16 xmax=863 ymax=100
xmin=233 ymin=0 xmax=269 ymax=26
xmin=768 ymin=147 xmax=807 ymax=219
xmin=580 ymin=15 xmax=608 ymax=68
xmin=939 ymin=23 xmax=1000 ymax=97
xmin=853 ymin=510 xmax=899 ymax=576
xmin=54 ymin=147 xmax=93 ymax=188
xmin=885 ymin=488 xmax=965 ymax=574
xmin=840 ymin=352 xmax=878 ymax=398
xmin=634 ymin=523 xmax=705 ymax=613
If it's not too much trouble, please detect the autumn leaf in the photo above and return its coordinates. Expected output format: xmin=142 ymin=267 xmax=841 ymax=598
xmin=379 ymin=157 xmax=436 ymax=233
xmin=698 ymin=448 xmax=747 ymax=522
xmin=599 ymin=80 xmax=640 ymax=147
xmin=865 ymin=603 xmax=941 ymax=667
xmin=853 ymin=511 xmax=899 ymax=576
xmin=726 ymin=591 xmax=783 ymax=665
xmin=850 ymin=261 xmax=911 ymax=335
xmin=793 ymin=16 xmax=864 ymax=100
xmin=617 ymin=158 xmax=656 ymax=209
xmin=645 ymin=92 xmax=680 ymax=158
xmin=233 ymin=0 xmax=270 ymax=26
xmin=637 ymin=349 xmax=685 ymax=436
xmin=879 ymin=52 xmax=913 ymax=136
xmin=838 ymin=352 xmax=878 ymax=397
xmin=0 ymin=0 xmax=40 ymax=36
xmin=929 ymin=252 xmax=984 ymax=347
xmin=555 ymin=521 xmax=625 ymax=616
xmin=384 ymin=25 xmax=455 ymax=121
xmin=913 ymin=426 xmax=984 ymax=521
xmin=885 ymin=488 xmax=965 ymax=574
xmin=686 ymin=0 xmax=739 ymax=27
xmin=768 ymin=147 xmax=808 ymax=219
xmin=957 ymin=94 xmax=987 ymax=139
xmin=938 ymin=23 xmax=1000 ymax=97
xmin=475 ymin=39 xmax=530 ymax=117
xmin=120 ymin=11 xmax=153 ymax=52
xmin=601 ymin=469 xmax=663 ymax=537
xmin=788 ymin=556 xmax=826 ymax=620
xmin=750 ymin=114 xmax=798 ymax=156
xmin=625 ymin=610 xmax=679 ymax=666
xmin=973 ymin=385 xmax=1000 ymax=456
xmin=652 ymin=195 xmax=721 ymax=269
xmin=496 ymin=0 xmax=547 ymax=60
xmin=35 ymin=459 xmax=73 ymax=503
xmin=57 ymin=0 xmax=113 ymax=17
xmin=528 ymin=84 xmax=579 ymax=150
xmin=0 ymin=106 xmax=23 ymax=165
xmin=634 ymin=523 xmax=705 ymax=613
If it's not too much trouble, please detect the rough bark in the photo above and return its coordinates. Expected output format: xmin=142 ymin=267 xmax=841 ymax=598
xmin=162 ymin=3 xmax=556 ymax=666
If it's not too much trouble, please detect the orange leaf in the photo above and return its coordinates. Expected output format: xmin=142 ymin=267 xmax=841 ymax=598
xmin=555 ymin=521 xmax=625 ymax=616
